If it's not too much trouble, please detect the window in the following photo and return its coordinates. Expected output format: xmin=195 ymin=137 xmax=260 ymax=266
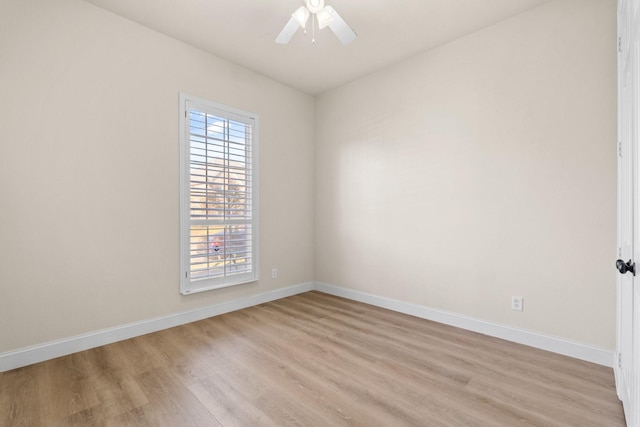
xmin=180 ymin=94 xmax=259 ymax=294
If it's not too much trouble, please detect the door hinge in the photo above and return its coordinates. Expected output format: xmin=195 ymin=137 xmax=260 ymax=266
xmin=619 ymin=247 xmax=623 ymax=257
xmin=618 ymin=352 xmax=622 ymax=368
xmin=618 ymin=36 xmax=623 ymax=53
xmin=619 ymin=141 xmax=622 ymax=157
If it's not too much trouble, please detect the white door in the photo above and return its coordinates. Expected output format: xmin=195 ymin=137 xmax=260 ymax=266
xmin=617 ymin=1 xmax=640 ymax=426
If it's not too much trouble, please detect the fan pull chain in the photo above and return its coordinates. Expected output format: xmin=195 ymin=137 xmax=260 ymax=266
xmin=312 ymin=14 xmax=316 ymax=43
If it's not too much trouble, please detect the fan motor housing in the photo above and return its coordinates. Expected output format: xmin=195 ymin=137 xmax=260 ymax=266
xmin=306 ymin=0 xmax=325 ymax=14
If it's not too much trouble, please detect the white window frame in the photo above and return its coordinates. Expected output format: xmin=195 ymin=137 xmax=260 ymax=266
xmin=179 ymin=93 xmax=259 ymax=294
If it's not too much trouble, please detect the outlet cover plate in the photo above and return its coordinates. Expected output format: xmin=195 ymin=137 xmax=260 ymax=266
xmin=511 ymin=296 xmax=523 ymax=311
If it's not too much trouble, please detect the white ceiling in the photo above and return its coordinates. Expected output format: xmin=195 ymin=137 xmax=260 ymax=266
xmin=83 ymin=0 xmax=551 ymax=95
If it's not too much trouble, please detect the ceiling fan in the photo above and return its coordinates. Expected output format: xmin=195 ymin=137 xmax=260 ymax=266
xmin=275 ymin=0 xmax=357 ymax=45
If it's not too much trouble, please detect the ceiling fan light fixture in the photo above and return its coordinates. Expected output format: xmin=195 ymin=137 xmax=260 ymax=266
xmin=316 ymin=8 xmax=333 ymax=29
xmin=275 ymin=0 xmax=356 ymax=45
xmin=292 ymin=6 xmax=310 ymax=28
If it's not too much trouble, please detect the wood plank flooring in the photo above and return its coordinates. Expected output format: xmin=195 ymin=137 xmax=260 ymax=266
xmin=0 ymin=291 xmax=625 ymax=426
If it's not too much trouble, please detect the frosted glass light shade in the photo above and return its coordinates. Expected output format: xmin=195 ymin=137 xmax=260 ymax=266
xmin=316 ymin=8 xmax=333 ymax=29
xmin=293 ymin=6 xmax=310 ymax=28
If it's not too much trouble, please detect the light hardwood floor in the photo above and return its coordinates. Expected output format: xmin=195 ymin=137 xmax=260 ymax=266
xmin=0 ymin=291 xmax=625 ymax=426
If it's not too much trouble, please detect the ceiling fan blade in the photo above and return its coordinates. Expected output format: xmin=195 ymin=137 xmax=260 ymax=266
xmin=325 ymin=6 xmax=357 ymax=45
xmin=276 ymin=6 xmax=310 ymax=44
xmin=275 ymin=15 xmax=301 ymax=44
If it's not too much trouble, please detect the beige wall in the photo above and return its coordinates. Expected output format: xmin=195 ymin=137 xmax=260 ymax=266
xmin=315 ymin=0 xmax=617 ymax=349
xmin=0 ymin=0 xmax=315 ymax=352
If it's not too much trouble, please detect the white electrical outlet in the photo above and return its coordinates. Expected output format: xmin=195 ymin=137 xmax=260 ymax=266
xmin=511 ymin=296 xmax=523 ymax=311
xmin=271 ymin=268 xmax=278 ymax=279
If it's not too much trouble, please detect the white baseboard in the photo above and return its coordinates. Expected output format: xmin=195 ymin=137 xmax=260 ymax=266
xmin=0 ymin=282 xmax=314 ymax=373
xmin=0 ymin=280 xmax=614 ymax=372
xmin=314 ymin=282 xmax=615 ymax=367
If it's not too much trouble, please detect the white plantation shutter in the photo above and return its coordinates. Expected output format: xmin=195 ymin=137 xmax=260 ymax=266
xmin=180 ymin=94 xmax=259 ymax=294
